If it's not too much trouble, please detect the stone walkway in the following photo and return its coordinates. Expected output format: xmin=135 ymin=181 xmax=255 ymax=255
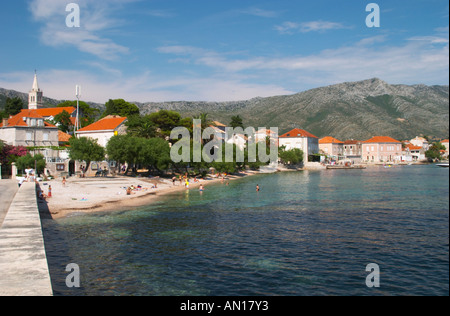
xmin=0 ymin=182 xmax=53 ymax=296
xmin=0 ymin=180 xmax=18 ymax=228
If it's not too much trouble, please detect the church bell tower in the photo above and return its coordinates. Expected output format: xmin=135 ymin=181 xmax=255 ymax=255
xmin=28 ymin=72 xmax=43 ymax=110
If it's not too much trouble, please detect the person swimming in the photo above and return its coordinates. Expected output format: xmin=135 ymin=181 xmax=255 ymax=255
xmin=256 ymin=184 xmax=260 ymax=192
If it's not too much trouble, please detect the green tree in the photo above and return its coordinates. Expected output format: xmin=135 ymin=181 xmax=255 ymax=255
xmin=141 ymin=138 xmax=172 ymax=172
xmin=5 ymin=97 xmax=24 ymax=116
xmin=57 ymin=100 xmax=100 ymax=126
xmin=68 ymin=137 xmax=105 ymax=172
xmin=106 ymin=135 xmax=143 ymax=173
xmin=107 ymin=135 xmax=171 ymax=174
xmin=125 ymin=115 xmax=157 ymax=139
xmin=229 ymin=115 xmax=244 ymax=129
xmin=103 ymin=99 xmax=140 ymax=118
xmin=279 ymin=147 xmax=304 ymax=165
xmin=53 ymin=110 xmax=72 ymax=133
xmin=211 ymin=143 xmax=244 ymax=174
xmin=15 ymin=154 xmax=46 ymax=174
xmin=148 ymin=110 xmax=190 ymax=140
xmin=425 ymin=142 xmax=446 ymax=160
xmin=0 ymin=110 xmax=8 ymax=120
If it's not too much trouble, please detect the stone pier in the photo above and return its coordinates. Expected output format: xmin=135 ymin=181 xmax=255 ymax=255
xmin=0 ymin=182 xmax=53 ymax=296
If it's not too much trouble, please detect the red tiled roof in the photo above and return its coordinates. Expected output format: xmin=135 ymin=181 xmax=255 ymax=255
xmin=319 ymin=136 xmax=344 ymax=144
xmin=441 ymin=139 xmax=449 ymax=143
xmin=0 ymin=110 xmax=57 ymax=128
xmin=76 ymin=116 xmax=127 ymax=133
xmin=34 ymin=107 xmax=76 ymax=117
xmin=280 ymin=128 xmax=318 ymax=139
xmin=406 ymin=144 xmax=422 ymax=151
xmin=58 ymin=130 xmax=72 ymax=142
xmin=362 ymin=136 xmax=401 ymax=144
xmin=344 ymin=140 xmax=361 ymax=145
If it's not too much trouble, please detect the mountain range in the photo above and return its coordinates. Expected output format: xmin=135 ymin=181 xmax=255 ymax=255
xmin=1 ymin=78 xmax=449 ymax=141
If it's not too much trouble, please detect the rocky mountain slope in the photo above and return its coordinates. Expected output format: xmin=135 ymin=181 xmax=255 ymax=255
xmin=2 ymin=78 xmax=448 ymax=141
xmin=135 ymin=78 xmax=449 ymax=140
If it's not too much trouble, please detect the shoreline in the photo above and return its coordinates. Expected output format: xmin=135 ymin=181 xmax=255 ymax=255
xmin=43 ymin=171 xmax=259 ymax=220
xmin=42 ymin=162 xmax=433 ymax=220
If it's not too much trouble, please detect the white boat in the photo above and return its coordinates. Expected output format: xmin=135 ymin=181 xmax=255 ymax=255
xmin=436 ymin=163 xmax=449 ymax=168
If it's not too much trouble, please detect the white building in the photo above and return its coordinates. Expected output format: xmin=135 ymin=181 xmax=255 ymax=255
xmin=28 ymin=73 xmax=44 ymax=110
xmin=410 ymin=136 xmax=429 ymax=151
xmin=75 ymin=115 xmax=128 ymax=147
xmin=278 ymin=128 xmax=319 ymax=163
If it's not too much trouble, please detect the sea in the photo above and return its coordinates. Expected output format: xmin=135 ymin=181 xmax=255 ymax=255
xmin=41 ymin=164 xmax=449 ymax=296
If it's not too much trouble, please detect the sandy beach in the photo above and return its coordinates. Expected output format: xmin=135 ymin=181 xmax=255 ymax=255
xmin=41 ymin=172 xmax=257 ymax=219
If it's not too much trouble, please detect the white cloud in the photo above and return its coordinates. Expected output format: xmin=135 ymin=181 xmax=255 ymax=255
xmin=28 ymin=0 xmax=131 ymax=60
xmin=275 ymin=20 xmax=350 ymax=34
xmin=157 ymin=33 xmax=449 ymax=89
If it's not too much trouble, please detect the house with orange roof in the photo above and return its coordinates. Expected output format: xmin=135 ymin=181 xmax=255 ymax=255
xmin=362 ymin=136 xmax=402 ymax=163
xmin=279 ymin=128 xmax=319 ymax=162
xmin=0 ymin=109 xmax=59 ymax=147
xmin=410 ymin=136 xmax=430 ymax=150
xmin=401 ymin=144 xmax=426 ymax=162
xmin=0 ymin=73 xmax=89 ymax=178
xmin=319 ymin=136 xmax=344 ymax=159
xmin=75 ymin=115 xmax=128 ymax=147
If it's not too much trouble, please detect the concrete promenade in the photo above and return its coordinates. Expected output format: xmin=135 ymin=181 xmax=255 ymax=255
xmin=0 ymin=182 xmax=53 ymax=296
xmin=0 ymin=180 xmax=19 ymax=227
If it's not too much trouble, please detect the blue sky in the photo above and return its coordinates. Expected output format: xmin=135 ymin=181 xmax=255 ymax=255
xmin=0 ymin=0 xmax=448 ymax=103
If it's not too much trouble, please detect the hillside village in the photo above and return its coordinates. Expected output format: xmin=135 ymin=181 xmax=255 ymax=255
xmin=1 ymin=74 xmax=449 ymax=179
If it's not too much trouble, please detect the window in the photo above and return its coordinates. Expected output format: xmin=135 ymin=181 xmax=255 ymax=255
xmin=30 ymin=119 xmax=36 ymax=127
xmin=26 ymin=132 xmax=32 ymax=141
xmin=56 ymin=164 xmax=65 ymax=171
xmin=43 ymin=133 xmax=49 ymax=141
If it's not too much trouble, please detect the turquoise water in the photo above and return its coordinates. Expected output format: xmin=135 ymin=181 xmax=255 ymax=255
xmin=42 ymin=165 xmax=449 ymax=296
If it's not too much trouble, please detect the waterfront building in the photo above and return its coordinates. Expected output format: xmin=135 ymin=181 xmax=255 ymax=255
xmin=401 ymin=144 xmax=426 ymax=162
xmin=319 ymin=136 xmax=344 ymax=160
xmin=343 ymin=140 xmax=363 ymax=163
xmin=410 ymin=136 xmax=430 ymax=150
xmin=278 ymin=128 xmax=319 ymax=163
xmin=362 ymin=136 xmax=402 ymax=163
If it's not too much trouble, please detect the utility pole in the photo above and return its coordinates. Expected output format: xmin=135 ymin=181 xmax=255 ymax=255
xmin=75 ymin=85 xmax=81 ymax=133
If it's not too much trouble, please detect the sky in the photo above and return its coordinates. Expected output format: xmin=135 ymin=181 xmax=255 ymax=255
xmin=0 ymin=0 xmax=448 ymax=103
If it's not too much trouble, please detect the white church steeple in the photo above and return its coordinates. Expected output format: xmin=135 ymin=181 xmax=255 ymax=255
xmin=29 ymin=72 xmax=43 ymax=110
